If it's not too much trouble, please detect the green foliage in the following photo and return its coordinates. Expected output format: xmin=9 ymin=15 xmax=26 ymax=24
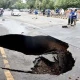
xmin=12 ymin=0 xmax=26 ymax=9
xmin=26 ymin=0 xmax=35 ymax=9
xmin=0 ymin=0 xmax=54 ymax=10
xmin=26 ymin=0 xmax=54 ymax=9
xmin=54 ymin=0 xmax=80 ymax=9
xmin=1 ymin=0 xmax=80 ymax=10
xmin=0 ymin=0 xmax=19 ymax=9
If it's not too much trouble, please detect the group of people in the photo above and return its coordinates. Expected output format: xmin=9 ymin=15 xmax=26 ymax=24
xmin=68 ymin=9 xmax=77 ymax=26
xmin=32 ymin=8 xmax=78 ymax=25
xmin=34 ymin=9 xmax=51 ymax=18
xmin=56 ymin=8 xmax=65 ymax=15
xmin=42 ymin=9 xmax=51 ymax=17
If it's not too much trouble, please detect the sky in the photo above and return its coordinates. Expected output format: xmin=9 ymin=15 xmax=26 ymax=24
xmin=22 ymin=0 xmax=26 ymax=3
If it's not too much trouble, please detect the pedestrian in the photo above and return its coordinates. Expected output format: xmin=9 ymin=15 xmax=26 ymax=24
xmin=60 ymin=8 xmax=64 ymax=15
xmin=51 ymin=10 xmax=54 ymax=17
xmin=29 ymin=9 xmax=32 ymax=14
xmin=1 ymin=8 xmax=4 ymax=16
xmin=73 ymin=9 xmax=77 ymax=26
xmin=35 ymin=9 xmax=38 ymax=19
xmin=56 ymin=8 xmax=60 ymax=15
xmin=43 ymin=9 xmax=45 ymax=16
xmin=68 ymin=9 xmax=74 ymax=26
xmin=0 ymin=9 xmax=2 ymax=16
xmin=47 ymin=9 xmax=50 ymax=17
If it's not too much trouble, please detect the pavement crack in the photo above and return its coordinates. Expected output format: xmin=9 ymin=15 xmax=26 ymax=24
xmin=0 ymin=67 xmax=33 ymax=74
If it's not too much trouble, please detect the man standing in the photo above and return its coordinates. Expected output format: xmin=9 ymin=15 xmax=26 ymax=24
xmin=73 ymin=9 xmax=77 ymax=26
xmin=35 ymin=9 xmax=38 ymax=19
xmin=68 ymin=9 xmax=74 ymax=26
xmin=47 ymin=9 xmax=51 ymax=17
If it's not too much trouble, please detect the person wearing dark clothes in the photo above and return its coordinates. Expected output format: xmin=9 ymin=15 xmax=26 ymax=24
xmin=73 ymin=9 xmax=77 ymax=26
xmin=35 ymin=9 xmax=38 ymax=19
xmin=43 ymin=9 xmax=45 ymax=16
xmin=68 ymin=9 xmax=74 ymax=26
xmin=0 ymin=9 xmax=2 ymax=16
xmin=56 ymin=8 xmax=60 ymax=15
xmin=47 ymin=9 xmax=50 ymax=17
xmin=56 ymin=8 xmax=59 ymax=14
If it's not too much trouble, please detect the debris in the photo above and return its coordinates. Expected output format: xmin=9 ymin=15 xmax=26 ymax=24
xmin=69 ymin=77 xmax=72 ymax=79
xmin=31 ymin=51 xmax=75 ymax=75
xmin=2 ymin=19 xmax=5 ymax=21
xmin=21 ymin=32 xmax=24 ymax=34
xmin=77 ymin=77 xmax=79 ymax=78
xmin=62 ymin=25 xmax=68 ymax=28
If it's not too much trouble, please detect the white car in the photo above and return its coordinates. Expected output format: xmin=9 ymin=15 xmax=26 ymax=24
xmin=11 ymin=9 xmax=21 ymax=16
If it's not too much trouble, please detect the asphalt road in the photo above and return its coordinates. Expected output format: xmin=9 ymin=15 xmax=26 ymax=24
xmin=0 ymin=10 xmax=80 ymax=80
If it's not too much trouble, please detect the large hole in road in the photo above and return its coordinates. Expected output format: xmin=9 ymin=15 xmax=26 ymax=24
xmin=0 ymin=34 xmax=75 ymax=75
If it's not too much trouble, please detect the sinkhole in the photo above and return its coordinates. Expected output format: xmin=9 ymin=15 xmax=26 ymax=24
xmin=0 ymin=34 xmax=75 ymax=75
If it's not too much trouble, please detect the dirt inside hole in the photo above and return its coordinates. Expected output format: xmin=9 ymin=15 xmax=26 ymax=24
xmin=31 ymin=51 xmax=75 ymax=75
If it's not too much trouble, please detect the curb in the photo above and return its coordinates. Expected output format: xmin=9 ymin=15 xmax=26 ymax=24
xmin=53 ymin=16 xmax=68 ymax=19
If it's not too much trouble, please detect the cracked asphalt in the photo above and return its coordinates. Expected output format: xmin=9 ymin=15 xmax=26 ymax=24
xmin=0 ymin=10 xmax=80 ymax=80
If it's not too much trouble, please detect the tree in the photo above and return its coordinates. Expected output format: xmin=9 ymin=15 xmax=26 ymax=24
xmin=54 ymin=0 xmax=80 ymax=9
xmin=0 ymin=0 xmax=20 ymax=9
xmin=26 ymin=0 xmax=35 ymax=9
xmin=12 ymin=0 xmax=26 ymax=9
xmin=41 ymin=0 xmax=47 ymax=9
xmin=48 ymin=0 xmax=54 ymax=9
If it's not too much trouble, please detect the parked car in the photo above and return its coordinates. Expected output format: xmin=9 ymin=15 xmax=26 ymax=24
xmin=5 ymin=8 xmax=11 ymax=11
xmin=19 ymin=9 xmax=30 ymax=12
xmin=11 ymin=9 xmax=21 ymax=16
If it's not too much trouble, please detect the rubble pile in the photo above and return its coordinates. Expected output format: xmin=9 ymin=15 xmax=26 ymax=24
xmin=31 ymin=51 xmax=75 ymax=75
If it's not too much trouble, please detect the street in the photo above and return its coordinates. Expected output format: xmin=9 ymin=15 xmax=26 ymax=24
xmin=0 ymin=10 xmax=80 ymax=80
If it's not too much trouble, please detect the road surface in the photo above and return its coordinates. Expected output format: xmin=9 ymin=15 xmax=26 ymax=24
xmin=0 ymin=10 xmax=80 ymax=80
